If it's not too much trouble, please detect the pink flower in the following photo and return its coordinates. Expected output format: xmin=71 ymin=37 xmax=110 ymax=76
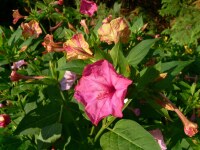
xmin=60 ymin=71 xmax=77 ymax=91
xmin=57 ymin=0 xmax=63 ymax=5
xmin=0 ymin=103 xmax=5 ymax=108
xmin=12 ymin=9 xmax=26 ymax=24
xmin=42 ymin=34 xmax=64 ymax=53
xmin=149 ymin=129 xmax=167 ymax=150
xmin=98 ymin=17 xmax=131 ymax=44
xmin=21 ymin=20 xmax=42 ymax=38
xmin=74 ymin=60 xmax=132 ymax=125
xmin=11 ymin=60 xmax=27 ymax=70
xmin=63 ymin=33 xmax=93 ymax=60
xmin=80 ymin=0 xmax=98 ymax=17
xmin=0 ymin=114 xmax=11 ymax=128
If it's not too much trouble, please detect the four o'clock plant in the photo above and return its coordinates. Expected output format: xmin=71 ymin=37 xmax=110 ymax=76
xmin=0 ymin=0 xmax=199 ymax=149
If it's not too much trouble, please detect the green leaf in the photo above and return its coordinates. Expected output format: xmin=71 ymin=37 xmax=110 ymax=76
xmin=130 ymin=16 xmax=144 ymax=33
xmin=127 ymin=39 xmax=158 ymax=67
xmin=110 ymin=43 xmax=130 ymax=77
xmin=14 ymin=102 xmax=60 ymax=135
xmin=8 ymin=27 xmax=22 ymax=46
xmin=57 ymin=59 xmax=87 ymax=74
xmin=137 ymin=67 xmax=160 ymax=89
xmin=161 ymin=60 xmax=193 ymax=76
xmin=100 ymin=119 xmax=160 ymax=150
xmin=37 ymin=123 xmax=62 ymax=143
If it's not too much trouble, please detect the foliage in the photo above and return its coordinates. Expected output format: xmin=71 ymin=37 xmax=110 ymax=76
xmin=0 ymin=0 xmax=200 ymax=150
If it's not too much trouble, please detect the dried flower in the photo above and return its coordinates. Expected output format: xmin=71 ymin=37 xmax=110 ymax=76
xmin=0 ymin=114 xmax=11 ymax=128
xmin=11 ymin=60 xmax=27 ymax=70
xmin=42 ymin=34 xmax=64 ymax=53
xmin=74 ymin=60 xmax=132 ymax=125
xmin=63 ymin=33 xmax=93 ymax=60
xmin=98 ymin=17 xmax=131 ymax=44
xmin=10 ymin=70 xmax=45 ymax=82
xmin=21 ymin=20 xmax=42 ymax=38
xmin=149 ymin=129 xmax=167 ymax=150
xmin=80 ymin=0 xmax=98 ymax=17
xmin=60 ymin=71 xmax=77 ymax=91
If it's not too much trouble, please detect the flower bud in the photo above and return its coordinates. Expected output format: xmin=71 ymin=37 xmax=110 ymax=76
xmin=0 ymin=114 xmax=11 ymax=128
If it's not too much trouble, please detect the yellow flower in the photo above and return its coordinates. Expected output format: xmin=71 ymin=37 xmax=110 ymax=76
xmin=63 ymin=33 xmax=93 ymax=60
xmin=98 ymin=16 xmax=131 ymax=44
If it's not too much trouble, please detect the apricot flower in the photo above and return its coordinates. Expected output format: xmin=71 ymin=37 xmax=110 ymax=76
xmin=0 ymin=114 xmax=11 ymax=128
xmin=80 ymin=0 xmax=98 ymax=17
xmin=63 ymin=33 xmax=93 ymax=60
xmin=21 ymin=20 xmax=42 ymax=38
xmin=42 ymin=34 xmax=64 ymax=53
xmin=74 ymin=60 xmax=132 ymax=125
xmin=98 ymin=17 xmax=131 ymax=44
xmin=12 ymin=9 xmax=26 ymax=24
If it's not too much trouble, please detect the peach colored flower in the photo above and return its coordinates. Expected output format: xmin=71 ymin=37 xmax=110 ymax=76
xmin=149 ymin=129 xmax=167 ymax=150
xmin=63 ymin=33 xmax=93 ymax=60
xmin=21 ymin=20 xmax=42 ymax=38
xmin=80 ymin=19 xmax=89 ymax=34
xmin=74 ymin=60 xmax=132 ymax=125
xmin=42 ymin=34 xmax=64 ymax=53
xmin=98 ymin=17 xmax=131 ymax=44
xmin=12 ymin=9 xmax=26 ymax=24
xmin=0 ymin=114 xmax=11 ymax=128
xmin=80 ymin=0 xmax=98 ymax=17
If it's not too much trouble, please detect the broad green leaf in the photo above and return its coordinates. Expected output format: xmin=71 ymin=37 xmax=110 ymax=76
xmin=57 ymin=59 xmax=87 ymax=74
xmin=37 ymin=123 xmax=62 ymax=143
xmin=100 ymin=119 xmax=160 ymax=150
xmin=127 ymin=39 xmax=158 ymax=67
xmin=14 ymin=102 xmax=60 ymax=135
xmin=110 ymin=43 xmax=130 ymax=77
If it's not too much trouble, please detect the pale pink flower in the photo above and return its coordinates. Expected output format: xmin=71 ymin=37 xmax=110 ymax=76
xmin=149 ymin=129 xmax=167 ymax=150
xmin=60 ymin=71 xmax=77 ymax=91
xmin=63 ymin=33 xmax=93 ymax=60
xmin=12 ymin=9 xmax=26 ymax=24
xmin=21 ymin=20 xmax=42 ymax=38
xmin=42 ymin=34 xmax=64 ymax=53
xmin=98 ymin=17 xmax=131 ymax=44
xmin=80 ymin=0 xmax=98 ymax=17
xmin=80 ymin=19 xmax=89 ymax=34
xmin=74 ymin=60 xmax=132 ymax=125
xmin=0 ymin=114 xmax=11 ymax=128
xmin=11 ymin=60 xmax=27 ymax=70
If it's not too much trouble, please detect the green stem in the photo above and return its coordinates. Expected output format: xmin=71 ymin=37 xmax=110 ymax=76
xmin=58 ymin=104 xmax=63 ymax=123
